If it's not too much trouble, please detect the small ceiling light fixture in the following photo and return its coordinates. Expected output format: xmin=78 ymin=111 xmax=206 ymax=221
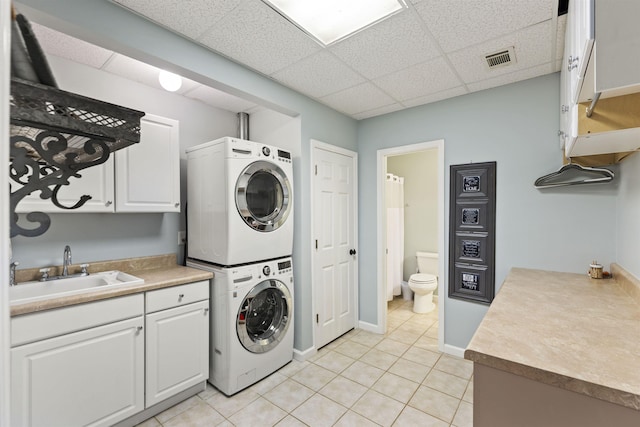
xmin=262 ymin=0 xmax=408 ymax=46
xmin=158 ymin=70 xmax=183 ymax=92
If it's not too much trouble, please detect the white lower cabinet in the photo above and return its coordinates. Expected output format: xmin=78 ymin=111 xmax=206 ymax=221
xmin=145 ymin=299 xmax=209 ymax=407
xmin=10 ymin=281 xmax=210 ymax=427
xmin=10 ymin=296 xmax=145 ymax=427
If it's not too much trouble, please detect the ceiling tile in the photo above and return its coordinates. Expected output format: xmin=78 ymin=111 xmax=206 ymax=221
xmin=401 ymin=86 xmax=468 ymax=108
xmin=554 ymin=59 xmax=562 ymax=72
xmin=31 ymin=23 xmax=114 ymax=69
xmin=329 ymin=10 xmax=440 ymax=80
xmin=320 ymin=83 xmax=397 ymax=116
xmin=197 ymin=0 xmax=321 ymax=75
xmin=466 ymin=63 xmax=552 ymax=93
xmin=372 ymin=57 xmax=462 ymax=102
xmin=447 ymin=21 xmax=553 ymax=84
xmin=352 ymin=103 xmax=406 ymax=120
xmin=271 ymin=51 xmax=366 ymax=98
xmin=415 ymin=0 xmax=555 ymax=53
xmin=183 ymin=85 xmax=256 ymax=112
xmin=103 ymin=54 xmax=200 ymax=95
xmin=112 ymin=0 xmax=241 ymax=39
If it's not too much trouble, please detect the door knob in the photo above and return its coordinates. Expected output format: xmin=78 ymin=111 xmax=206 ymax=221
xmin=349 ymin=249 xmax=357 ymax=255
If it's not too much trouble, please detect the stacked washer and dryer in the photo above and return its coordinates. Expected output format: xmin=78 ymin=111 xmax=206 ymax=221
xmin=186 ymin=135 xmax=294 ymax=396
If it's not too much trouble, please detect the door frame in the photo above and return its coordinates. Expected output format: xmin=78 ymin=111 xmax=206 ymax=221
xmin=310 ymin=139 xmax=359 ymax=351
xmin=376 ymin=139 xmax=445 ymax=352
xmin=2 ymin=0 xmax=11 ymax=424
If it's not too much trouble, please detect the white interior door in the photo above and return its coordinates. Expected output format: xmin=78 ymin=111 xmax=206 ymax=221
xmin=312 ymin=141 xmax=358 ymax=350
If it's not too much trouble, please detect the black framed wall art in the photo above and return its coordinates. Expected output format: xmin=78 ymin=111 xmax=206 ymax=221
xmin=448 ymin=162 xmax=496 ymax=304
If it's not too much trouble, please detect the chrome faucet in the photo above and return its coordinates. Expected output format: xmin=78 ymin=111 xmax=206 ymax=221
xmin=62 ymin=245 xmax=72 ymax=276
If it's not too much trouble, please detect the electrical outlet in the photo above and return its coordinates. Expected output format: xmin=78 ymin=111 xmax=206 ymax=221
xmin=178 ymin=231 xmax=186 ymax=246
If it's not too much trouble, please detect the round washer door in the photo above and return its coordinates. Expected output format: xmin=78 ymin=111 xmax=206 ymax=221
xmin=236 ymin=160 xmax=292 ymax=232
xmin=237 ymin=279 xmax=292 ymax=353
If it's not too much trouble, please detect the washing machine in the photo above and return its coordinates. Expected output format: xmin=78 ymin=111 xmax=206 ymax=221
xmin=187 ymin=257 xmax=294 ymax=396
xmin=186 ymin=136 xmax=294 ymax=266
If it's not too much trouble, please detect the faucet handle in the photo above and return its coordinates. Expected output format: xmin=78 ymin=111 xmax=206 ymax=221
xmin=10 ymin=261 xmax=19 ymax=286
xmin=80 ymin=264 xmax=90 ymax=275
xmin=39 ymin=267 xmax=50 ymax=281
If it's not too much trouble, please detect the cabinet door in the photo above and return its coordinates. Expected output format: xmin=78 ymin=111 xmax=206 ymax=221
xmin=568 ymin=0 xmax=595 ymax=103
xmin=115 ymin=114 xmax=180 ymax=212
xmin=15 ymin=156 xmax=115 ymax=213
xmin=145 ymin=300 xmax=209 ymax=407
xmin=11 ymin=316 xmax=144 ymax=427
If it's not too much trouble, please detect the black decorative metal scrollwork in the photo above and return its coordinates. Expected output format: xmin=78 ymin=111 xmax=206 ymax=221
xmin=9 ymin=77 xmax=145 ymax=238
xmin=10 ymin=131 xmax=111 ymax=237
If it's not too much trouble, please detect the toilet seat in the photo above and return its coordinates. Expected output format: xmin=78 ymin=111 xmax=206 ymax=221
xmin=409 ymin=273 xmax=437 ymax=285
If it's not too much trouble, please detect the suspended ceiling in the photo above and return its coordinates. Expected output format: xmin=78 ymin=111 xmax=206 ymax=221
xmin=30 ymin=0 xmax=566 ymax=120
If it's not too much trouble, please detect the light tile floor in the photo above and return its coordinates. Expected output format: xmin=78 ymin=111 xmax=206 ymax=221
xmin=137 ymin=297 xmax=473 ymax=427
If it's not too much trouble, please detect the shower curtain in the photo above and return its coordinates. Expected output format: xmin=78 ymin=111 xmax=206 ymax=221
xmin=386 ymin=174 xmax=404 ymax=301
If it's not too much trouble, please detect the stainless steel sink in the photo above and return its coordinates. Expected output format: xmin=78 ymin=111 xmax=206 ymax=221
xmin=10 ymin=271 xmax=144 ymax=306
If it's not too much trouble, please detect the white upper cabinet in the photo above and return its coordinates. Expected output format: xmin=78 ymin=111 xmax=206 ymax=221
xmin=15 ymin=113 xmax=180 ymax=213
xmin=562 ymin=0 xmax=640 ymax=160
xmin=116 ymin=114 xmax=180 ymax=213
xmin=593 ymin=1 xmax=640 ymax=97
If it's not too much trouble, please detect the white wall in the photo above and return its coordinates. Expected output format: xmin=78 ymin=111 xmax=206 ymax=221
xmin=358 ymin=74 xmax=619 ymax=349
xmin=11 ymin=55 xmax=238 ymax=269
xmin=387 ymin=150 xmax=438 ymax=280
xmin=616 ymin=152 xmax=640 ymax=279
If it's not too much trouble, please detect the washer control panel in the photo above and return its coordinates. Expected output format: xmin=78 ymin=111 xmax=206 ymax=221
xmin=262 ymin=265 xmax=271 ymax=276
xmin=277 ymin=259 xmax=292 ymax=274
xmin=277 ymin=149 xmax=292 ymax=164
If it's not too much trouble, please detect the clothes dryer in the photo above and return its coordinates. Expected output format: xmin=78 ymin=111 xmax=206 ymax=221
xmin=187 ymin=137 xmax=293 ymax=266
xmin=187 ymin=257 xmax=294 ymax=396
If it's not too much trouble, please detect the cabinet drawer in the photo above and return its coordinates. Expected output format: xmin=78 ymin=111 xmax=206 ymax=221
xmin=145 ymin=281 xmax=209 ymax=313
xmin=11 ymin=294 xmax=144 ymax=347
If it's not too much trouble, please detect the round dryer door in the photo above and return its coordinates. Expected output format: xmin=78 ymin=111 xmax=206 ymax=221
xmin=237 ymin=279 xmax=292 ymax=353
xmin=236 ymin=161 xmax=292 ymax=232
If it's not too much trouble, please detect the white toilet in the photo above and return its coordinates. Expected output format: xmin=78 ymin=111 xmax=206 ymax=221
xmin=408 ymin=251 xmax=438 ymax=313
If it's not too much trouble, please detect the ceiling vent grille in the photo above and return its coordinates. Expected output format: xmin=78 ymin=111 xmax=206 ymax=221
xmin=484 ymin=47 xmax=516 ymax=70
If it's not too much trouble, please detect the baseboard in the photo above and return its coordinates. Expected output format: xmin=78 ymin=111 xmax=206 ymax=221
xmin=444 ymin=344 xmax=466 ymax=358
xmin=358 ymin=320 xmax=384 ymax=334
xmin=293 ymin=346 xmax=316 ymax=361
xmin=113 ymin=382 xmax=205 ymax=427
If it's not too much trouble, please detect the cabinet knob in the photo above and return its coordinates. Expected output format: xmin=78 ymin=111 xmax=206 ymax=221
xmin=175 ymin=202 xmax=180 ymax=208
xmin=105 ymin=201 xmax=112 ymax=206
xmin=136 ymin=326 xmax=143 ymax=334
xmin=204 ymin=308 xmax=209 ymax=315
xmin=178 ymin=293 xmax=184 ymax=300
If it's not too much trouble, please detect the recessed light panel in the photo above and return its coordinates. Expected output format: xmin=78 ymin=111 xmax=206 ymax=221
xmin=263 ymin=0 xmax=408 ymax=46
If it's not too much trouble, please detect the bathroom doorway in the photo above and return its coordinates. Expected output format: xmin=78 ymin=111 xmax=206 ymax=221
xmin=376 ymin=140 xmax=445 ymax=352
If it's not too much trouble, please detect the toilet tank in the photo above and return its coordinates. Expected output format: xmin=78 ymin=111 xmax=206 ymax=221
xmin=416 ymin=251 xmax=438 ymax=275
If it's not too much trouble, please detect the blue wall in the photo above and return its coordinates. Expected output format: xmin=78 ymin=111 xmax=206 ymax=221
xmin=358 ymin=74 xmax=618 ymax=348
